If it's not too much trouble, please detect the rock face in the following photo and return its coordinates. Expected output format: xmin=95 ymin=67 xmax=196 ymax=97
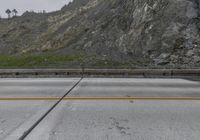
xmin=0 ymin=0 xmax=200 ymax=68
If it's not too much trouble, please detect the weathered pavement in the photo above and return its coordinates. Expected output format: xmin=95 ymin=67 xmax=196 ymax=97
xmin=70 ymin=78 xmax=200 ymax=97
xmin=0 ymin=78 xmax=80 ymax=140
xmin=26 ymin=100 xmax=200 ymax=140
xmin=0 ymin=78 xmax=200 ymax=140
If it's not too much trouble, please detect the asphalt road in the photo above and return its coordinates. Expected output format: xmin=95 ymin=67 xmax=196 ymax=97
xmin=1 ymin=78 xmax=200 ymax=140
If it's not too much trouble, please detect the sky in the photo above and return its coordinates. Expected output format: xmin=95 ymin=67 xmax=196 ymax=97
xmin=0 ymin=0 xmax=72 ymax=18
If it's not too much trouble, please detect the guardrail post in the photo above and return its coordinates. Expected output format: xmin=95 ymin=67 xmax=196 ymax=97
xmin=81 ymin=66 xmax=84 ymax=78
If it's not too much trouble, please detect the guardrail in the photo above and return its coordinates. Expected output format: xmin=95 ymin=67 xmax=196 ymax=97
xmin=0 ymin=69 xmax=200 ymax=78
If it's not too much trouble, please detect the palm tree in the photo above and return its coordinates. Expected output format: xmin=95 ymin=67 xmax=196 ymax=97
xmin=12 ymin=9 xmax=18 ymax=16
xmin=5 ymin=9 xmax=11 ymax=18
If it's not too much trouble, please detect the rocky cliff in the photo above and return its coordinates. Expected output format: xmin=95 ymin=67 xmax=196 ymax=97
xmin=0 ymin=0 xmax=200 ymax=68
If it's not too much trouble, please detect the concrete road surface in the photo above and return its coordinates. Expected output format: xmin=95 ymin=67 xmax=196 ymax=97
xmin=0 ymin=78 xmax=79 ymax=97
xmin=0 ymin=78 xmax=79 ymax=140
xmin=1 ymin=78 xmax=200 ymax=140
xmin=26 ymin=100 xmax=200 ymax=140
xmin=70 ymin=78 xmax=200 ymax=97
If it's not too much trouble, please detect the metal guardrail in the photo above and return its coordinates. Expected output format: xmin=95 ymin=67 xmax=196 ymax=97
xmin=0 ymin=69 xmax=200 ymax=78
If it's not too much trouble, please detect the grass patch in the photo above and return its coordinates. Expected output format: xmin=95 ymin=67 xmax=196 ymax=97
xmin=0 ymin=54 xmax=82 ymax=68
xmin=0 ymin=53 xmax=150 ymax=69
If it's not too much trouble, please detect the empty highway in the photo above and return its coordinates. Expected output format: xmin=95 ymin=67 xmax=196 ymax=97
xmin=0 ymin=78 xmax=200 ymax=140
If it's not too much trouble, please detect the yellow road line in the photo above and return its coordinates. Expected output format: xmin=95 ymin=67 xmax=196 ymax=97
xmin=0 ymin=97 xmax=200 ymax=101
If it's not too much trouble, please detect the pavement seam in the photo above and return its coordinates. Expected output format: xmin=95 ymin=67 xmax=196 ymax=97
xmin=18 ymin=77 xmax=83 ymax=140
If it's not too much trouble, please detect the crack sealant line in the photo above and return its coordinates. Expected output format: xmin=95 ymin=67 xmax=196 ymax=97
xmin=18 ymin=77 xmax=83 ymax=140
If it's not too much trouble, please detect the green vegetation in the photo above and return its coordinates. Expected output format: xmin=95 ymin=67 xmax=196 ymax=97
xmin=91 ymin=59 xmax=131 ymax=68
xmin=0 ymin=53 xmax=152 ymax=69
xmin=0 ymin=54 xmax=83 ymax=68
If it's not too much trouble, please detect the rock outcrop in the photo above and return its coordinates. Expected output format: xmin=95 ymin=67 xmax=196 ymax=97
xmin=0 ymin=0 xmax=200 ymax=68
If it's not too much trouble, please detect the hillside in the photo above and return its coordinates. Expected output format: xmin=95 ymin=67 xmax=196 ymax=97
xmin=0 ymin=0 xmax=200 ymax=68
